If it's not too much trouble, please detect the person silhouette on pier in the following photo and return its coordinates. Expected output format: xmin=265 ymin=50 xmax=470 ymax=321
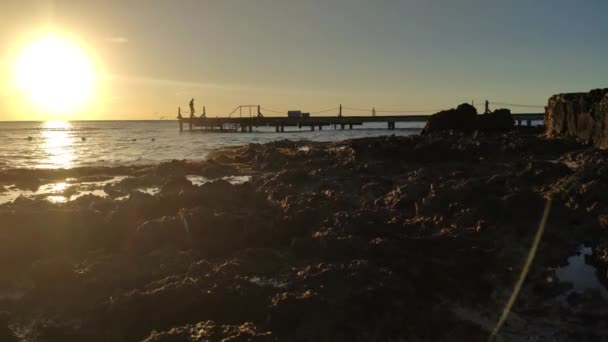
xmin=189 ymin=98 xmax=195 ymax=118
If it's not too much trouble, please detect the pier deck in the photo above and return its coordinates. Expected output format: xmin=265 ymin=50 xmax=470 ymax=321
xmin=178 ymin=113 xmax=544 ymax=132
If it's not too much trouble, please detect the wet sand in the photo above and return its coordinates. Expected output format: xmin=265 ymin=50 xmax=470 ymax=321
xmin=1 ymin=127 xmax=608 ymax=341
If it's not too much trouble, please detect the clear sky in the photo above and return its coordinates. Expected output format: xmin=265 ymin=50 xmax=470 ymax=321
xmin=1 ymin=0 xmax=607 ymax=120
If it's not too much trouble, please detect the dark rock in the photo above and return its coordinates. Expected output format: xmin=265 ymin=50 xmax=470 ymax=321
xmin=268 ymin=290 xmax=331 ymax=340
xmin=422 ymin=104 xmax=514 ymax=134
xmin=160 ymin=176 xmax=194 ymax=195
xmin=132 ymin=215 xmax=189 ymax=253
xmin=546 ymin=88 xmax=608 ymax=148
xmin=21 ymin=320 xmax=91 ymax=342
xmin=421 ymin=103 xmax=477 ymax=134
xmin=30 ymin=258 xmax=79 ymax=295
xmin=142 ymin=320 xmax=273 ymax=342
xmin=476 ymin=108 xmax=514 ymax=131
xmin=0 ymin=311 xmax=17 ymax=342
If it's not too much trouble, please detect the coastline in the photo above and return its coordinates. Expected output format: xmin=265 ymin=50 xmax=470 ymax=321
xmin=1 ymin=127 xmax=608 ymax=340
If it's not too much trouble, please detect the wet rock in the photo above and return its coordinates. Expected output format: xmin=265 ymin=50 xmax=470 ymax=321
xmin=196 ymin=179 xmax=237 ymax=206
xmin=142 ymin=320 xmax=273 ymax=342
xmin=21 ymin=320 xmax=91 ymax=342
xmin=155 ymin=160 xmax=191 ymax=177
xmin=381 ymin=181 xmax=429 ymax=211
xmin=160 ymin=176 xmax=194 ymax=195
xmin=30 ymin=258 xmax=78 ymax=293
xmin=13 ymin=175 xmax=41 ymax=191
xmin=103 ymin=276 xmax=268 ymax=341
xmin=290 ymin=236 xmax=321 ymax=257
xmin=517 ymin=160 xmax=572 ymax=184
xmin=106 ymin=191 xmax=165 ymax=235
xmin=184 ymin=207 xmax=281 ymax=256
xmin=499 ymin=191 xmax=547 ymax=224
xmin=186 ymin=259 xmax=212 ymax=277
xmin=268 ymin=290 xmax=331 ymax=340
xmin=214 ymin=248 xmax=288 ymax=276
xmin=132 ymin=215 xmax=189 ymax=253
xmin=103 ymin=276 xmax=206 ymax=340
xmin=0 ymin=311 xmax=17 ymax=342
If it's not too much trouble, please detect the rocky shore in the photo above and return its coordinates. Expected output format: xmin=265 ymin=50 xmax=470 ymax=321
xmin=1 ymin=122 xmax=608 ymax=340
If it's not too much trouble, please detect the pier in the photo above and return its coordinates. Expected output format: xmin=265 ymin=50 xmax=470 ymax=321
xmin=177 ymin=105 xmax=544 ymax=132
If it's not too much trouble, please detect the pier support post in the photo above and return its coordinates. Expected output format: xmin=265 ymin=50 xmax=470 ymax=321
xmin=517 ymin=119 xmax=522 ymax=126
xmin=349 ymin=124 xmax=353 ymax=129
xmin=275 ymin=126 xmax=279 ymax=133
xmin=526 ymin=119 xmax=531 ymax=126
xmin=248 ymin=125 xmax=253 ymax=133
xmin=319 ymin=125 xmax=322 ymax=131
xmin=241 ymin=125 xmax=246 ymax=132
xmin=281 ymin=126 xmax=284 ymax=132
xmin=179 ymin=120 xmax=183 ymax=132
xmin=341 ymin=124 xmax=345 ymax=130
xmin=310 ymin=126 xmax=315 ymax=131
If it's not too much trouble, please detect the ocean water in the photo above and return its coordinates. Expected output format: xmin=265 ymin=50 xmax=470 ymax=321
xmin=0 ymin=120 xmax=423 ymax=170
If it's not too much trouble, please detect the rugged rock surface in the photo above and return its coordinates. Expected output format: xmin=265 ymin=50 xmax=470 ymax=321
xmin=0 ymin=129 xmax=607 ymax=340
xmin=546 ymin=88 xmax=608 ymax=148
xmin=422 ymin=103 xmax=514 ymax=134
xmin=142 ymin=321 xmax=273 ymax=342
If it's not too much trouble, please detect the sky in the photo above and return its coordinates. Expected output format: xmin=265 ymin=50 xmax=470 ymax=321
xmin=0 ymin=0 xmax=607 ymax=120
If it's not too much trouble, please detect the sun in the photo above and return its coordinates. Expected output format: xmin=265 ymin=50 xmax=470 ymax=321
xmin=12 ymin=35 xmax=96 ymax=114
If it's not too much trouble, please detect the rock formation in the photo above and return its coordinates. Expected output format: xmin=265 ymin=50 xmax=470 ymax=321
xmin=422 ymin=103 xmax=514 ymax=134
xmin=546 ymin=88 xmax=608 ymax=148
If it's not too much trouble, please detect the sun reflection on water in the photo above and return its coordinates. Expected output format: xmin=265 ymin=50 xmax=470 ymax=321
xmin=39 ymin=121 xmax=75 ymax=169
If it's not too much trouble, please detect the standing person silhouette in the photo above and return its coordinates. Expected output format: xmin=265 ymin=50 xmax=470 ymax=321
xmin=189 ymin=98 xmax=195 ymax=118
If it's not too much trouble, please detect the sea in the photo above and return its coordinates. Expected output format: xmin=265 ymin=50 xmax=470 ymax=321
xmin=0 ymin=120 xmax=424 ymax=170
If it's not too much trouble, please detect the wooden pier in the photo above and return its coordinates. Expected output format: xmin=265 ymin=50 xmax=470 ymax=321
xmin=178 ymin=113 xmax=544 ymax=133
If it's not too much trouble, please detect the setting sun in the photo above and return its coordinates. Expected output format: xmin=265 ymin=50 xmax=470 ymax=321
xmin=11 ymin=35 xmax=96 ymax=114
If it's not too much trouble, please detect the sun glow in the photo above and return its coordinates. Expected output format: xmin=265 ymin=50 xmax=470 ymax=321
xmin=12 ymin=35 xmax=96 ymax=115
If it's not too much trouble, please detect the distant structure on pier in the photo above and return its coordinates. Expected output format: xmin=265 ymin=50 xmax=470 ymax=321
xmin=175 ymin=101 xmax=544 ymax=133
xmin=287 ymin=110 xmax=310 ymax=119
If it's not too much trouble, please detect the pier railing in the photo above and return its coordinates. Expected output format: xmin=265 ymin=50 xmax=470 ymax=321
xmin=177 ymin=113 xmax=544 ymax=132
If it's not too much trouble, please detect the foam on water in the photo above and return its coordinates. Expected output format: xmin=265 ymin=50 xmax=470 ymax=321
xmin=0 ymin=174 xmax=253 ymax=205
xmin=0 ymin=176 xmax=127 ymax=204
xmin=186 ymin=175 xmax=251 ymax=185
